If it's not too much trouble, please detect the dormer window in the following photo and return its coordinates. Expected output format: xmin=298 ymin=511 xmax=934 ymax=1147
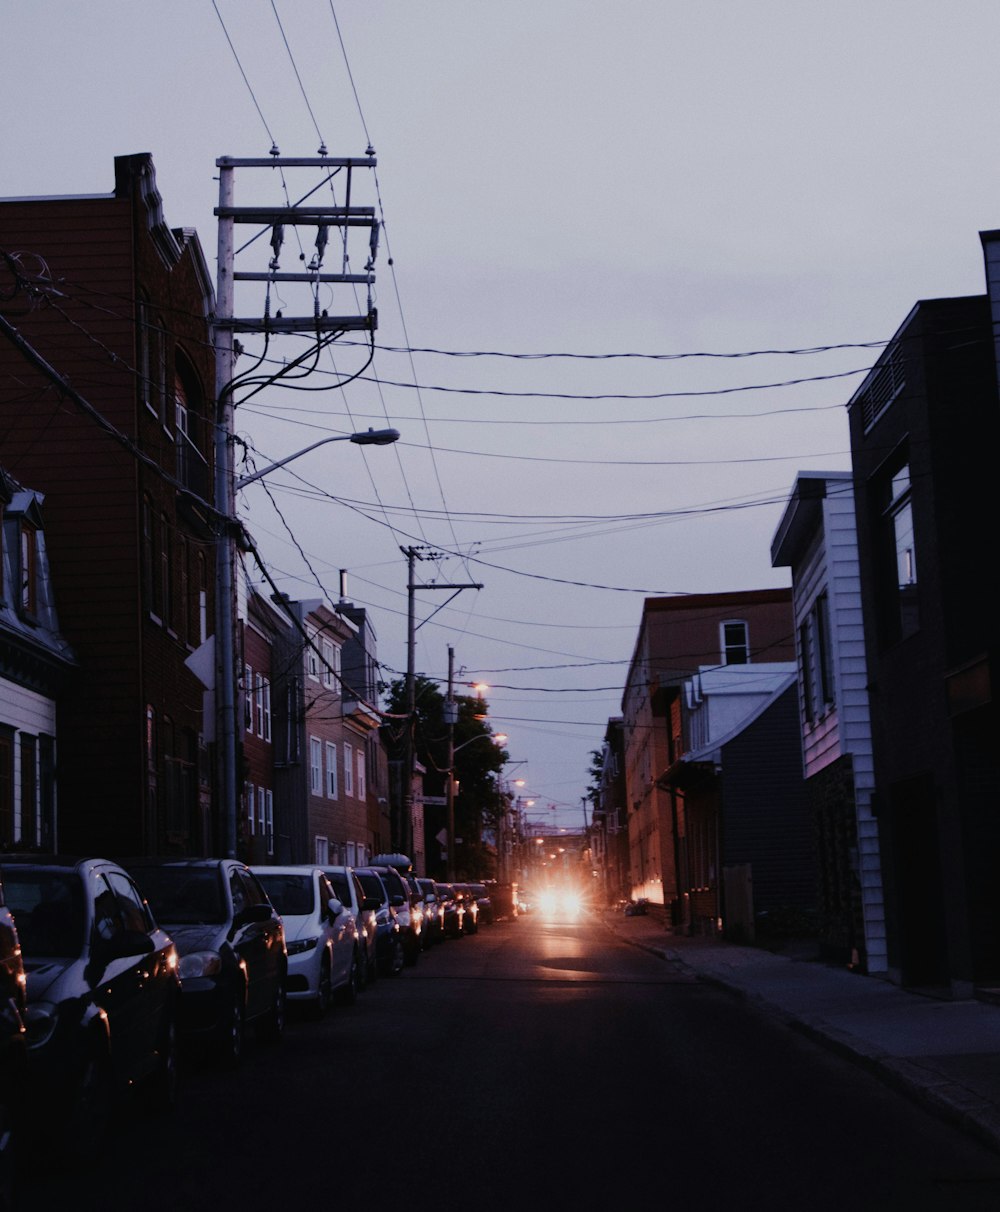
xmin=20 ymin=521 xmax=37 ymax=617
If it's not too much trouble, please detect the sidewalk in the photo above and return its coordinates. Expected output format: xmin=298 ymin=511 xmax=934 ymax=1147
xmin=603 ymin=908 xmax=1000 ymax=1155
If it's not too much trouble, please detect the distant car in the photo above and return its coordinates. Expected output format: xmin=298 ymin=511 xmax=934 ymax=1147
xmin=434 ymin=883 xmax=465 ymax=939
xmin=4 ymin=856 xmax=179 ymax=1161
xmin=370 ymin=864 xmax=422 ymax=965
xmin=0 ymin=870 xmax=26 ymax=1200
xmin=127 ymin=859 xmax=286 ymax=1065
xmin=467 ymin=882 xmax=494 ymax=926
xmin=416 ymin=877 xmax=443 ymax=946
xmin=252 ymin=866 xmax=360 ymax=1014
xmin=324 ymin=865 xmax=378 ymax=988
xmin=453 ymin=884 xmax=480 ymax=935
xmin=354 ymin=868 xmax=405 ymax=977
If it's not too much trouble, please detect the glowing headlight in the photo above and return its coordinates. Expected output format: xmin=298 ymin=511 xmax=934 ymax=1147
xmin=286 ymin=937 xmax=319 ymax=956
xmin=537 ymin=891 xmax=558 ymax=914
xmin=561 ymin=892 xmax=582 ymax=915
xmin=25 ymin=1001 xmax=58 ymax=1049
xmin=178 ymin=950 xmax=223 ymax=979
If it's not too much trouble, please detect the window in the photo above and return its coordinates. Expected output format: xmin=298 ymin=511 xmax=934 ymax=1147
xmin=20 ymin=734 xmax=37 ymax=847
xmin=322 ymin=638 xmax=336 ymax=689
xmin=815 ymin=593 xmax=834 ymax=708
xmin=255 ymin=672 xmax=265 ymax=738
xmin=307 ymin=632 xmax=320 ymax=680
xmin=343 ymin=743 xmax=354 ymax=796
xmin=261 ymin=679 xmax=271 ymax=743
xmin=721 ymin=620 xmax=749 ymax=665
xmin=246 ymin=782 xmax=255 ymax=836
xmin=197 ymin=553 xmax=208 ymax=643
xmin=0 ymin=730 xmax=13 ymax=847
xmin=356 ymin=746 xmax=366 ymax=801
xmin=874 ymin=454 xmax=919 ymax=644
xmin=326 ymin=742 xmax=338 ymax=798
xmin=175 ymin=375 xmax=190 ymax=486
xmin=315 ymin=836 xmax=329 ymax=865
xmin=19 ymin=522 xmax=37 ymax=617
xmin=244 ymin=664 xmax=254 ymax=733
xmin=309 ymin=737 xmax=323 ymax=796
xmin=160 ymin=513 xmax=173 ymax=630
xmin=799 ymin=621 xmax=815 ymax=725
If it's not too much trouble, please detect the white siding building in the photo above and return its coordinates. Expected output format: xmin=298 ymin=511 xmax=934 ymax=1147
xmin=772 ymin=471 xmax=886 ymax=973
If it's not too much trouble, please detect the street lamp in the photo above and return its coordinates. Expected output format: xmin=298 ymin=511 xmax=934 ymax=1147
xmin=216 ymin=426 xmax=400 ymax=858
xmin=235 ymin=428 xmax=399 ymax=489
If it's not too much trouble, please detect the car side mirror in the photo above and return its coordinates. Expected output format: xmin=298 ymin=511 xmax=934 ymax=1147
xmin=233 ymin=903 xmax=273 ymax=932
xmin=390 ymin=894 xmax=405 ymax=908
xmin=88 ymin=928 xmax=155 ymax=980
xmin=327 ymin=897 xmax=344 ymax=921
xmin=361 ymin=897 xmax=381 ymax=913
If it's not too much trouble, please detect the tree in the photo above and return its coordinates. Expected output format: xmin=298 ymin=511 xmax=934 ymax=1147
xmin=382 ymin=676 xmax=508 ymax=878
xmin=585 ymin=748 xmax=604 ymax=808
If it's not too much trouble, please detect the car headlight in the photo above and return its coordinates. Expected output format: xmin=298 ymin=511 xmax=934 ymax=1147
xmin=178 ymin=950 xmax=223 ymax=980
xmin=286 ymin=937 xmax=319 ymax=956
xmin=25 ymin=1000 xmax=59 ymax=1049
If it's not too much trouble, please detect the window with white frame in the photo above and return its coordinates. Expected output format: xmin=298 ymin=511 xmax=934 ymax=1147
xmin=356 ymin=746 xmax=366 ymax=800
xmin=307 ymin=630 xmax=320 ymax=680
xmin=315 ymin=836 xmax=329 ymax=865
xmin=244 ymin=664 xmax=254 ymax=733
xmin=261 ymin=679 xmax=271 ymax=742
xmin=309 ymin=737 xmax=323 ymax=796
xmin=344 ymin=742 xmax=354 ymax=796
xmin=255 ymin=672 xmax=265 ymax=738
xmin=321 ymin=638 xmax=337 ymax=690
xmin=264 ymin=788 xmax=274 ymax=855
xmin=326 ymin=742 xmax=338 ymax=798
xmin=721 ymin=620 xmax=749 ymax=665
xmin=246 ymin=782 xmax=255 ymax=835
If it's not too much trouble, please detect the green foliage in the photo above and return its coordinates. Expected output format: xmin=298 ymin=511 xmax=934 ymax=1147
xmin=383 ymin=675 xmax=509 ymax=878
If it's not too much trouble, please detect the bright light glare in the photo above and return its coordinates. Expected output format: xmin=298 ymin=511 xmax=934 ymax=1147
xmin=537 ymin=888 xmax=582 ymax=919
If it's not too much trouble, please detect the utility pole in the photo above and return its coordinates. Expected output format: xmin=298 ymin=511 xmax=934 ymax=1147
xmin=445 ymin=646 xmax=457 ymax=880
xmin=399 ymin=546 xmax=482 ymax=861
xmin=213 ymin=151 xmax=378 ymax=859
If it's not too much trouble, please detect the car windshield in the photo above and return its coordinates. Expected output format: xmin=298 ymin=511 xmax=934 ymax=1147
xmin=136 ymin=867 xmax=227 ymax=925
xmin=5 ymin=870 xmax=86 ymax=958
xmin=256 ymin=874 xmax=315 ymax=917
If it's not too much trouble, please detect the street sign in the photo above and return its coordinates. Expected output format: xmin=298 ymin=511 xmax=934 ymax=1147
xmin=416 ymin=795 xmax=448 ymax=806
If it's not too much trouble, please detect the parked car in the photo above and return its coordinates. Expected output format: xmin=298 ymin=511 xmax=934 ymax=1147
xmin=0 ymin=870 xmax=26 ymax=1201
xmin=435 ymin=882 xmax=466 ymax=939
xmin=324 ymin=865 xmax=378 ymax=988
xmin=127 ymin=859 xmax=286 ymax=1065
xmin=4 ymin=856 xmax=179 ymax=1161
xmin=252 ymin=866 xmax=360 ymax=1014
xmin=416 ymin=877 xmax=444 ymax=946
xmin=354 ymin=868 xmax=405 ymax=976
xmin=468 ymin=881 xmax=494 ymax=925
xmin=453 ymin=884 xmax=480 ymax=934
xmin=370 ymin=864 xmax=422 ymax=965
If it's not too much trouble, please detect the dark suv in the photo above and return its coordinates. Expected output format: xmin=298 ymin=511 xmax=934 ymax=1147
xmin=4 ymin=856 xmax=180 ymax=1160
xmin=126 ymin=859 xmax=286 ymax=1065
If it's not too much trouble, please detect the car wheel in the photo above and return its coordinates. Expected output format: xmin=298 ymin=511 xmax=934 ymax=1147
xmin=357 ymin=946 xmax=370 ymax=990
xmin=62 ymin=1048 xmax=114 ymax=1163
xmin=216 ymin=988 xmax=246 ymax=1067
xmin=313 ymin=954 xmax=333 ymax=1018
xmin=143 ymin=1011 xmax=179 ymax=1113
xmin=338 ymin=949 xmax=360 ymax=1006
xmin=257 ymin=980 xmax=286 ymax=1045
xmin=389 ymin=935 xmax=405 ymax=976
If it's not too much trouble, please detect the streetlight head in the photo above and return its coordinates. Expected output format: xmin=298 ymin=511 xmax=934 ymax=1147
xmin=350 ymin=427 xmax=400 ymax=446
xmin=493 ymin=733 xmax=508 ymax=745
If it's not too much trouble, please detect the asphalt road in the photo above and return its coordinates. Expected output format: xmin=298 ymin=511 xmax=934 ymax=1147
xmin=27 ymin=912 xmax=1000 ymax=1210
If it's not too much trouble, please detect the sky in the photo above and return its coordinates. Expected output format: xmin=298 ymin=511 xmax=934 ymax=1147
xmin=5 ymin=2 xmax=1000 ymax=830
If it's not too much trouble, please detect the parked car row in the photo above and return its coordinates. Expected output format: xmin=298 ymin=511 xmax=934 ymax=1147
xmin=0 ymin=852 xmax=504 ymax=1174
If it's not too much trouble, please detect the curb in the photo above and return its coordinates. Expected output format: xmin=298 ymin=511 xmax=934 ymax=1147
xmin=604 ymin=915 xmax=1000 ymax=1157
